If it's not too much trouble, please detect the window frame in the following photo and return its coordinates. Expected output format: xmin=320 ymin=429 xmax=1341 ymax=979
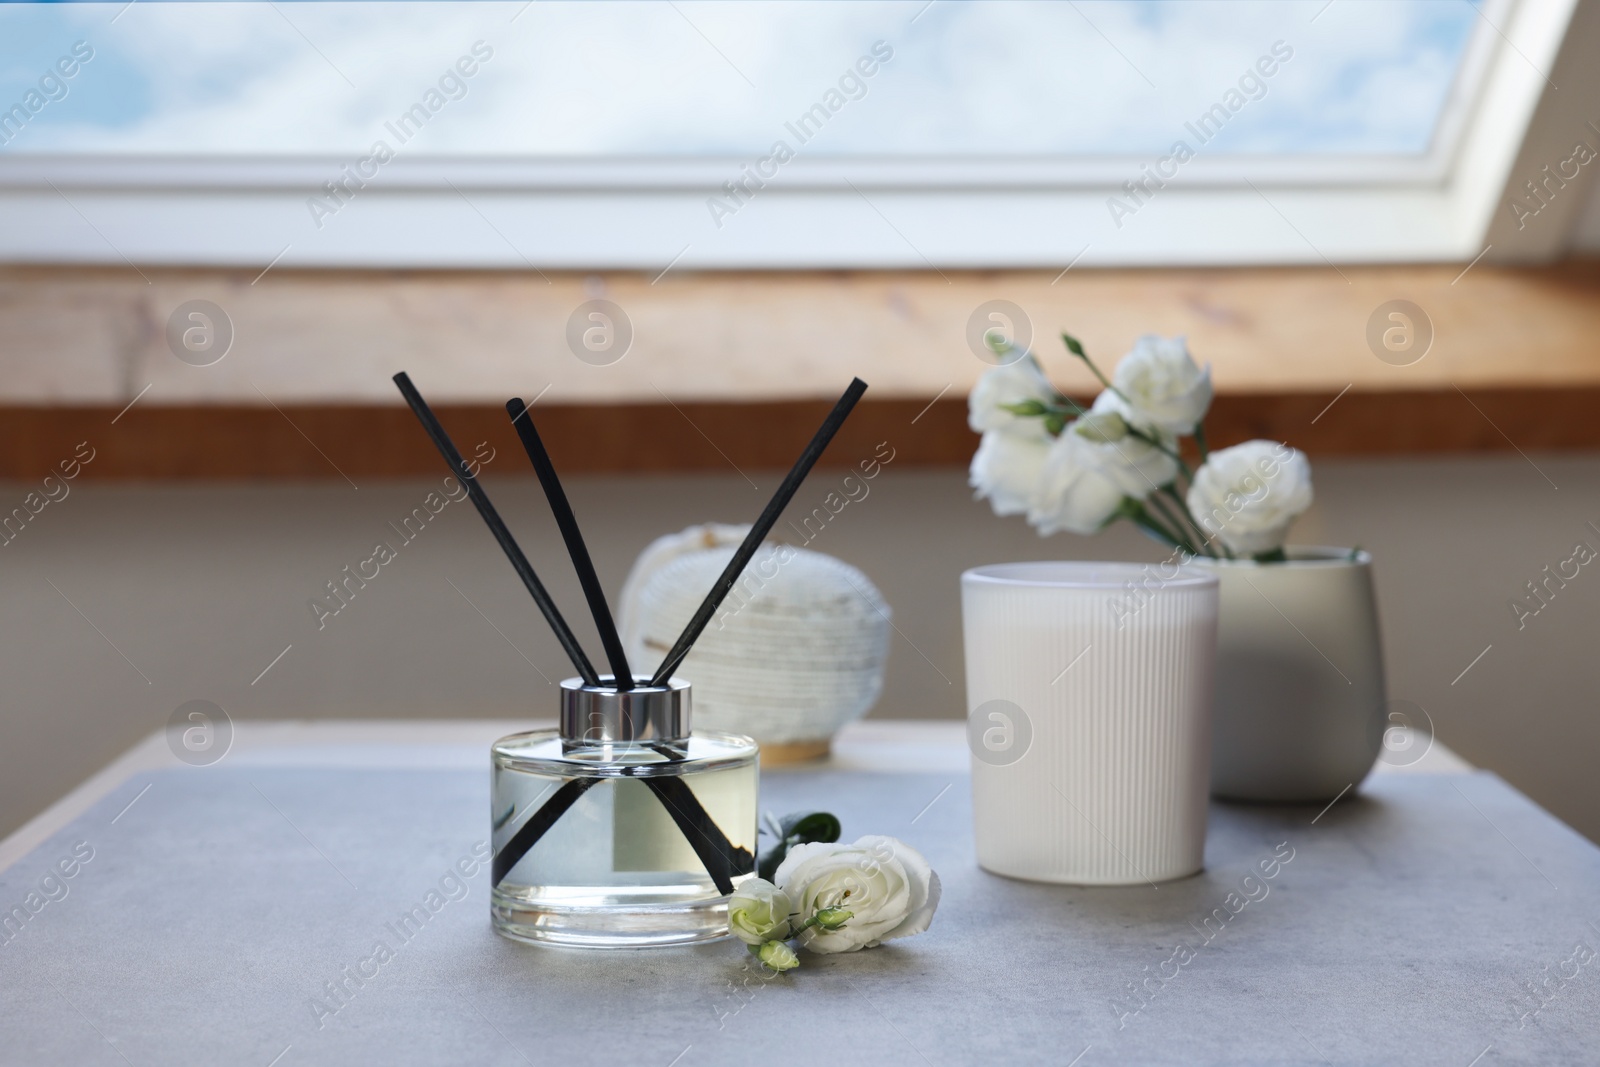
xmin=0 ymin=0 xmax=1586 ymax=269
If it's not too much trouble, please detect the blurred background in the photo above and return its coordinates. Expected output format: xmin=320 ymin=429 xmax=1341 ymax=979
xmin=3 ymin=0 xmax=1600 ymax=843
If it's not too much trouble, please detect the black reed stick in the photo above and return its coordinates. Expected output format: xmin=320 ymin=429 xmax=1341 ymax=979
xmin=491 ymin=775 xmax=755 ymax=893
xmin=506 ymin=397 xmax=634 ymax=691
xmin=499 ymin=398 xmax=745 ymax=885
xmin=392 ymin=372 xmax=601 ymax=687
xmin=648 ymin=377 xmax=868 ymax=687
xmin=642 ymin=776 xmax=753 ymax=895
xmin=492 ymin=778 xmax=597 ymax=886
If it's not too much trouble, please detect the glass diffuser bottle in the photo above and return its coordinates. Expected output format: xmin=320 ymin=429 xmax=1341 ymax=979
xmin=490 ymin=675 xmax=758 ymax=948
xmin=392 ymin=371 xmax=864 ymax=949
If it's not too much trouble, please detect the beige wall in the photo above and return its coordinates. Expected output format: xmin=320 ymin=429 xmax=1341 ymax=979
xmin=3 ymin=453 xmax=1598 ymax=845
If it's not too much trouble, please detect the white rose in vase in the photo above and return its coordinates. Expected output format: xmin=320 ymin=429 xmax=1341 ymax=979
xmin=1108 ymin=334 xmax=1213 ymax=436
xmin=1186 ymin=440 xmax=1313 ymax=556
xmin=966 ymin=330 xmax=1315 ymax=558
xmin=1027 ymin=429 xmax=1125 ymax=536
xmin=1076 ymin=391 xmax=1180 ymax=498
xmin=970 ymin=427 xmax=1050 ymax=517
xmin=967 ymin=355 xmax=1058 ymax=434
xmin=774 ymin=835 xmax=940 ymax=954
xmin=1028 ymin=394 xmax=1179 ymax=536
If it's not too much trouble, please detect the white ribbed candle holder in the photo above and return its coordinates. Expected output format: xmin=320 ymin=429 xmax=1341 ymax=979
xmin=962 ymin=562 xmax=1219 ymax=885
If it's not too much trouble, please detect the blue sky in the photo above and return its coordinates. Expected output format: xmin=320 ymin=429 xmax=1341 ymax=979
xmin=0 ymin=1 xmax=1480 ymax=157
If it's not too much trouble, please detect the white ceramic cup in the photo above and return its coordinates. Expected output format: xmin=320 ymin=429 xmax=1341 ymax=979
xmin=962 ymin=561 xmax=1219 ymax=885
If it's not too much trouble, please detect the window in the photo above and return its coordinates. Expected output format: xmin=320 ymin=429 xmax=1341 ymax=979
xmin=0 ymin=0 xmax=1585 ymax=267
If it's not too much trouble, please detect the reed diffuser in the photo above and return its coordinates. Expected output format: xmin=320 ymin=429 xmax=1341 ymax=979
xmin=394 ymin=373 xmax=867 ymax=947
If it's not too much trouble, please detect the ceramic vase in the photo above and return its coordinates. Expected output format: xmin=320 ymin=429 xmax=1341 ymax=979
xmin=1196 ymin=547 xmax=1386 ymax=802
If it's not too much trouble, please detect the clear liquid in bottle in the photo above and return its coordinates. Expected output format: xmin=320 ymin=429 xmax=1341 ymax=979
xmin=490 ymin=729 xmax=758 ymax=948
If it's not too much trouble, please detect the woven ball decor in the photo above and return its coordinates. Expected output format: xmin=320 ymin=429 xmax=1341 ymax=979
xmin=619 ymin=524 xmax=890 ymax=757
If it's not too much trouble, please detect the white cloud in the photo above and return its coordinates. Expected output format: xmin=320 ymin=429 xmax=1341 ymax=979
xmin=0 ymin=0 xmax=1477 ymax=157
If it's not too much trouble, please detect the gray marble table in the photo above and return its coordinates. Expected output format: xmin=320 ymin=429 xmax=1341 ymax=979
xmin=2 ymin=723 xmax=1598 ymax=1066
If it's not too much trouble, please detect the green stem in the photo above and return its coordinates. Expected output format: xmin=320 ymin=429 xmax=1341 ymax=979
xmin=1143 ymin=493 xmax=1199 ymax=557
xmin=1194 ymin=422 xmax=1211 ymax=462
xmin=1125 ymin=503 xmax=1185 ymax=550
xmin=1066 ymin=339 xmax=1136 ymax=409
xmin=1157 ymin=485 xmax=1216 ymax=558
xmin=1081 ymin=354 xmax=1118 ymax=396
xmin=1179 ymin=497 xmax=1236 ymax=561
xmin=1126 ymin=426 xmax=1193 ymax=482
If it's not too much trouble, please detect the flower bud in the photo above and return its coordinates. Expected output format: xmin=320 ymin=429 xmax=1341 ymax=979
xmin=985 ymin=334 xmax=1016 ymax=359
xmin=758 ymin=940 xmax=799 ymax=972
xmin=814 ymin=907 xmax=854 ymax=930
xmin=1071 ymin=410 xmax=1129 ymax=443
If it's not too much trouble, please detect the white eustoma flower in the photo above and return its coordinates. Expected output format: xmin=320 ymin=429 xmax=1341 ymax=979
xmin=1186 ymin=440 xmax=1313 ymax=555
xmin=727 ymin=878 xmax=793 ymax=945
xmin=970 ymin=428 xmax=1050 ymax=517
xmin=967 ymin=355 xmax=1058 ymax=434
xmin=1029 ymin=429 xmax=1125 ymax=536
xmin=1076 ymin=392 xmax=1180 ymax=499
xmin=774 ymin=835 xmax=940 ymax=954
xmin=1108 ymin=334 xmax=1213 ymax=436
xmin=1028 ymin=394 xmax=1178 ymax=536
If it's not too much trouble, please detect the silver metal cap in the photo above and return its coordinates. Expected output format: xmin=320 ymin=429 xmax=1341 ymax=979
xmin=559 ymin=675 xmax=690 ymax=745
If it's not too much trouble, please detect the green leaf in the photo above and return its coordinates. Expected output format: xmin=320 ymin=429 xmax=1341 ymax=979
xmin=999 ymin=399 xmax=1048 ymax=417
xmin=1054 ymin=394 xmax=1088 ymax=418
xmin=757 ymin=810 xmax=842 ymax=881
xmin=777 ymin=811 xmax=840 ymax=843
xmin=1060 ymin=332 xmax=1087 ymax=358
